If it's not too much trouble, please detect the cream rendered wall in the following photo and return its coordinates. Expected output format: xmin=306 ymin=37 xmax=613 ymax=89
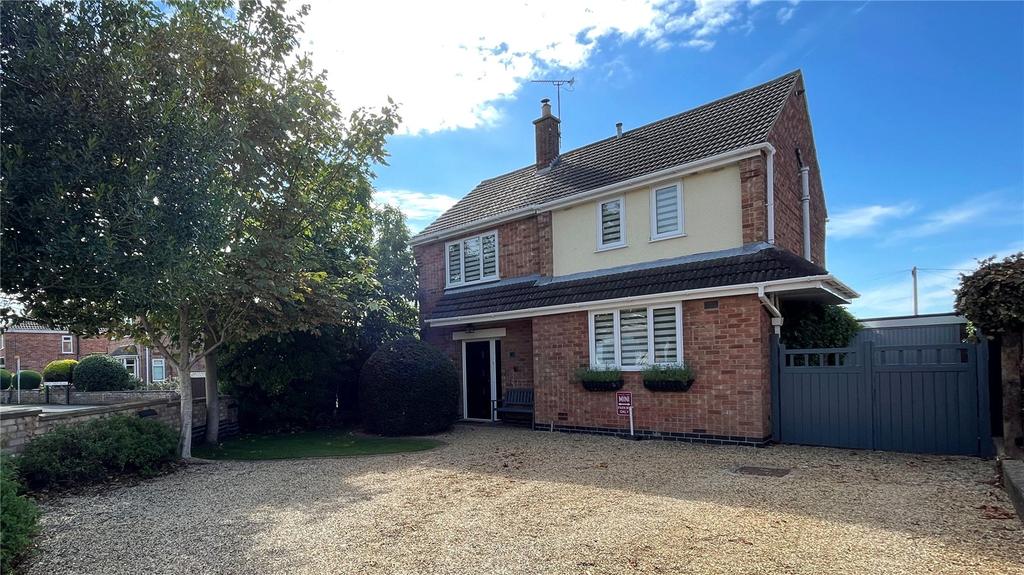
xmin=550 ymin=164 xmax=743 ymax=276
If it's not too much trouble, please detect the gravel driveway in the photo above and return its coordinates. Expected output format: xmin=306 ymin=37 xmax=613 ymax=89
xmin=27 ymin=426 xmax=1023 ymax=574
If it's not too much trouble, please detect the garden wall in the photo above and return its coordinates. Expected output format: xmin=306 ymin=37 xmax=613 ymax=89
xmin=1 ymin=389 xmax=178 ymax=405
xmin=0 ymin=396 xmax=238 ymax=454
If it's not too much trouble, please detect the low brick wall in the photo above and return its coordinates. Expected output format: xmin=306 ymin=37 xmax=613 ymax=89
xmin=1 ymin=389 xmax=179 ymax=405
xmin=1 ymin=396 xmax=238 ymax=454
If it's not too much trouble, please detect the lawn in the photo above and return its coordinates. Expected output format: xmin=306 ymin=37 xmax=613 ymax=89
xmin=192 ymin=429 xmax=441 ymax=460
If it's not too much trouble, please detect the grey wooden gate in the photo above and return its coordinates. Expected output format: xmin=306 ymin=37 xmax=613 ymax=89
xmin=771 ymin=340 xmax=993 ymax=456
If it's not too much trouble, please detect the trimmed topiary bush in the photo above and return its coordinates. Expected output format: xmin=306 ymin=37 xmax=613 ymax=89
xmin=0 ymin=369 xmax=11 ymax=388
xmin=1 ymin=456 xmax=39 ymax=573
xmin=72 ymin=355 xmax=135 ymax=391
xmin=43 ymin=359 xmax=78 ymax=383
xmin=359 ymin=337 xmax=459 ymax=436
xmin=17 ymin=415 xmax=178 ymax=490
xmin=11 ymin=370 xmax=42 ymax=390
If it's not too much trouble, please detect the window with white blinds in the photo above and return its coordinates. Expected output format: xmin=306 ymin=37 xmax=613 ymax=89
xmin=588 ymin=304 xmax=683 ymax=369
xmin=597 ymin=197 xmax=625 ymax=249
xmin=650 ymin=182 xmax=683 ymax=240
xmin=445 ymin=231 xmax=499 ymax=288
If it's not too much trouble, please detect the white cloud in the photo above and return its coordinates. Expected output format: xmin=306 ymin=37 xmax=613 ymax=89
xmin=294 ymin=0 xmax=754 ymax=134
xmin=776 ymin=2 xmax=799 ymax=24
xmin=848 ymin=242 xmax=1024 ymax=318
xmin=827 ymin=203 xmax=914 ymax=239
xmin=374 ymin=189 xmax=459 ymax=229
xmin=887 ymin=198 xmax=997 ymax=241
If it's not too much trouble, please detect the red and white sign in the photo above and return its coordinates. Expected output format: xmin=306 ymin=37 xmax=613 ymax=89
xmin=616 ymin=391 xmax=632 ymax=416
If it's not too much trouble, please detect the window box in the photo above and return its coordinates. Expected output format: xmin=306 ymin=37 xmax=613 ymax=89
xmin=641 ymin=363 xmax=694 ymax=392
xmin=576 ymin=366 xmax=624 ymax=392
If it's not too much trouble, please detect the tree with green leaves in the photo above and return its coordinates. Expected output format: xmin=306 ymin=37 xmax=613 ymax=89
xmin=779 ymin=302 xmax=861 ymax=349
xmin=956 ymin=252 xmax=1024 ymax=456
xmin=2 ymin=0 xmax=397 ymax=456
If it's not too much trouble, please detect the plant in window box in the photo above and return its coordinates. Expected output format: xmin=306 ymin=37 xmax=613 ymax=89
xmin=641 ymin=363 xmax=694 ymax=392
xmin=575 ymin=366 xmax=624 ymax=391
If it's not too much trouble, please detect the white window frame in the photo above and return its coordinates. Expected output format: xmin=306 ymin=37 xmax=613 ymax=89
xmin=60 ymin=335 xmax=74 ymax=354
xmin=588 ymin=303 xmax=683 ymax=371
xmin=649 ymin=180 xmax=685 ymax=241
xmin=118 ymin=356 xmax=139 ymax=378
xmin=151 ymin=358 xmax=166 ymax=382
xmin=0 ymin=334 xmax=4 ymax=350
xmin=596 ymin=196 xmax=627 ymax=251
xmin=444 ymin=230 xmax=500 ymax=289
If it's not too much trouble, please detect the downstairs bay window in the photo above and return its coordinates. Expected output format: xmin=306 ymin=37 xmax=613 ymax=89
xmin=589 ymin=304 xmax=682 ymax=369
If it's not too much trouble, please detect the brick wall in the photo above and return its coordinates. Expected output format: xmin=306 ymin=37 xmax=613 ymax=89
xmin=1 ymin=389 xmax=179 ymax=405
xmin=767 ymin=75 xmax=827 ymax=267
xmin=739 ymin=155 xmax=768 ymax=245
xmin=0 ymin=396 xmax=238 ymax=454
xmin=422 ymin=319 xmax=534 ymax=412
xmin=531 ymin=295 xmax=771 ymax=441
xmin=413 ymin=215 xmax=553 ymax=323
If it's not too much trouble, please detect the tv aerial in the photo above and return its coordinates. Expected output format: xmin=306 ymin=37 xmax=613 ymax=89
xmin=530 ymin=77 xmax=575 ymax=118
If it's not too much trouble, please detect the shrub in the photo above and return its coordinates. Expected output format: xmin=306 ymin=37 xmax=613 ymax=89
xmin=0 ymin=369 xmax=11 ymax=388
xmin=1 ymin=456 xmax=40 ymax=573
xmin=18 ymin=415 xmax=178 ymax=490
xmin=640 ymin=363 xmax=693 ymax=382
xmin=220 ymin=329 xmax=349 ymax=433
xmin=11 ymin=370 xmax=42 ymax=390
xmin=72 ymin=355 xmax=135 ymax=391
xmin=780 ymin=302 xmax=861 ymax=349
xmin=359 ymin=337 xmax=459 ymax=436
xmin=43 ymin=359 xmax=78 ymax=383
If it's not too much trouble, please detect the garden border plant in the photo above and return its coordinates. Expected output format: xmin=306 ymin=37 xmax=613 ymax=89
xmin=1 ymin=455 xmax=39 ymax=574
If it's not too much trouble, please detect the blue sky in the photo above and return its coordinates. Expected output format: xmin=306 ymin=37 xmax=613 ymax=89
xmin=298 ymin=1 xmax=1023 ymax=318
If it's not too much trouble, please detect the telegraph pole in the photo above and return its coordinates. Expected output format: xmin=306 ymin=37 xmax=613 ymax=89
xmin=911 ymin=266 xmax=919 ymax=316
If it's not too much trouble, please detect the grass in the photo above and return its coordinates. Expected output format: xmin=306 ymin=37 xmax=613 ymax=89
xmin=193 ymin=429 xmax=441 ymax=461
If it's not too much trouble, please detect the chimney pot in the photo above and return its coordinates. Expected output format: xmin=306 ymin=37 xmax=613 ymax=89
xmin=533 ymin=98 xmax=560 ymax=168
xmin=615 ymin=122 xmax=623 ymax=138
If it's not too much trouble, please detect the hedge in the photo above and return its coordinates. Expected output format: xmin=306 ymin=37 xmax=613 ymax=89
xmin=359 ymin=338 xmax=459 ymax=436
xmin=9 ymin=370 xmax=42 ymax=390
xmin=43 ymin=359 xmax=78 ymax=383
xmin=17 ymin=415 xmax=178 ymax=490
xmin=72 ymin=355 xmax=135 ymax=391
xmin=1 ymin=457 xmax=39 ymax=573
xmin=0 ymin=369 xmax=10 ymax=388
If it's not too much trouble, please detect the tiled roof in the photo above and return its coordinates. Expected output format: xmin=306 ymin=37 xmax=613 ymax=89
xmin=5 ymin=319 xmax=65 ymax=332
xmin=428 ymin=245 xmax=826 ymax=320
xmin=415 ymin=70 xmax=801 ymax=239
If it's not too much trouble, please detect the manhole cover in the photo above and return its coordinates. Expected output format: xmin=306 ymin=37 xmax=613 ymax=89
xmin=735 ymin=466 xmax=791 ymax=477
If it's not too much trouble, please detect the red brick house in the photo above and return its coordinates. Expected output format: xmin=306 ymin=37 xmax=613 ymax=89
xmin=1 ymin=320 xmax=201 ymax=386
xmin=412 ymin=71 xmax=857 ymax=445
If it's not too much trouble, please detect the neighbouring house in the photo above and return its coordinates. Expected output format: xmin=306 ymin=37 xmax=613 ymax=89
xmin=412 ymin=70 xmax=858 ymax=445
xmin=0 ymin=319 xmax=204 ymax=387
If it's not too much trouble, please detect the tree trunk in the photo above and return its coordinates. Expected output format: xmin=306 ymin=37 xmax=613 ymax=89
xmin=178 ymin=308 xmax=194 ymax=458
xmin=1003 ymin=331 xmax=1024 ymax=458
xmin=203 ymin=325 xmax=220 ymax=444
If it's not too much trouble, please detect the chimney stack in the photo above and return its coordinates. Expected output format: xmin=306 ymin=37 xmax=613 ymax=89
xmin=615 ymin=122 xmax=623 ymax=138
xmin=533 ymin=98 xmax=560 ymax=168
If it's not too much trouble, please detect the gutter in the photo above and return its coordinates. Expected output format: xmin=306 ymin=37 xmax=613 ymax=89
xmin=409 ymin=143 xmax=773 ymax=247
xmin=800 ymin=165 xmax=811 ymax=260
xmin=426 ymin=274 xmax=856 ymax=327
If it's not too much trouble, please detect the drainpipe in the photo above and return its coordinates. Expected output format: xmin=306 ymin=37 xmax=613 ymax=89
xmin=800 ymin=165 xmax=811 ymax=260
xmin=765 ymin=145 xmax=776 ymax=245
xmin=758 ymin=285 xmax=784 ymax=335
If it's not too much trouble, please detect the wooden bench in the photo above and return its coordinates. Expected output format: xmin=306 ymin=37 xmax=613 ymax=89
xmin=496 ymin=388 xmax=533 ymax=424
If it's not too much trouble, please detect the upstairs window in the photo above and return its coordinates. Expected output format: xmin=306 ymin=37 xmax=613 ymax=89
xmin=446 ymin=231 xmax=499 ymax=288
xmin=61 ymin=335 xmax=74 ymax=354
xmin=589 ymin=304 xmax=682 ymax=369
xmin=597 ymin=197 xmax=625 ymax=250
xmin=650 ymin=182 xmax=683 ymax=240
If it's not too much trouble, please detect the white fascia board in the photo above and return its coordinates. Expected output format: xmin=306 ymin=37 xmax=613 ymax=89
xmin=425 ymin=275 xmax=845 ymax=327
xmin=409 ymin=145 xmax=769 ymax=247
